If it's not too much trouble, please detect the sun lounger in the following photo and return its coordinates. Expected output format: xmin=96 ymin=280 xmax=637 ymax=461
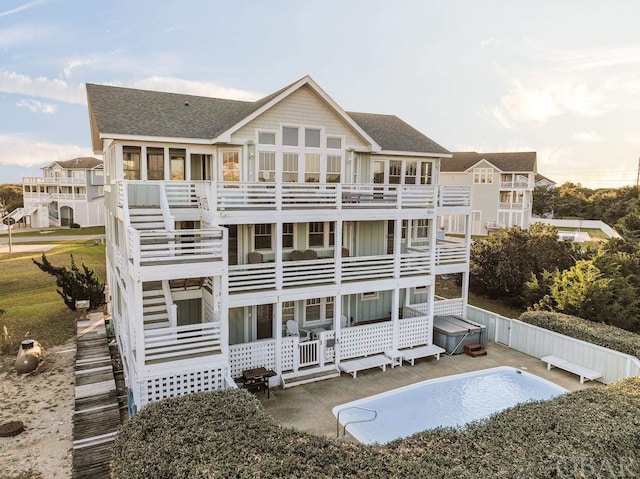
xmin=338 ymin=354 xmax=393 ymax=378
xmin=541 ymin=355 xmax=602 ymax=384
xmin=400 ymin=344 xmax=446 ymax=366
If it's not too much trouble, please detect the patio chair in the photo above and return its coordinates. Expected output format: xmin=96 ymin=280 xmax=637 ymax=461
xmin=341 ymin=247 xmax=349 ymax=257
xmin=248 ymin=251 xmax=263 ymax=264
xmin=286 ymin=320 xmax=311 ymax=342
xmin=290 ymin=249 xmax=305 ymax=261
xmin=303 ymin=249 xmax=317 ymax=259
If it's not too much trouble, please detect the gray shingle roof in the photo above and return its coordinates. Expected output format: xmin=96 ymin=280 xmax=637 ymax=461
xmin=441 ymin=152 xmax=537 ymax=172
xmin=87 ymin=80 xmax=450 ymax=156
xmin=47 ymin=157 xmax=103 ymax=169
xmin=347 ymin=112 xmax=450 ymax=155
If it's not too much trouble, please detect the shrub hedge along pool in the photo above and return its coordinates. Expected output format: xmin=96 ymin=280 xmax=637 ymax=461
xmin=111 ymin=378 xmax=640 ymax=479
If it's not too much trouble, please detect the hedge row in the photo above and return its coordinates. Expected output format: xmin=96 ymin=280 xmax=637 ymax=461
xmin=519 ymin=310 xmax=640 ymax=358
xmin=111 ymin=379 xmax=640 ymax=479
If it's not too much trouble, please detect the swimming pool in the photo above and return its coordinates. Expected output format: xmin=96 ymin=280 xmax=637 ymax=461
xmin=332 ymin=366 xmax=566 ymax=444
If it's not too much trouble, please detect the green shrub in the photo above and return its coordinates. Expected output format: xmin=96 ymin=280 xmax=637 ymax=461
xmin=519 ymin=310 xmax=640 ymax=358
xmin=111 ymin=381 xmax=640 ymax=479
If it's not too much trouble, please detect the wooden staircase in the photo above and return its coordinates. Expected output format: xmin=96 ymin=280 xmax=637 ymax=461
xmin=142 ymin=281 xmax=170 ymax=330
xmin=129 ymin=207 xmax=166 ymax=231
xmin=464 ymin=343 xmax=487 ymax=358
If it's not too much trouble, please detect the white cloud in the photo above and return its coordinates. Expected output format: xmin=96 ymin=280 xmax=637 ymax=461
xmin=0 ymin=25 xmax=49 ymax=47
xmin=0 ymin=134 xmax=93 ymax=167
xmin=16 ymin=99 xmax=57 ymax=114
xmin=571 ymin=131 xmax=603 ymax=143
xmin=0 ymin=70 xmax=86 ymax=104
xmin=131 ymin=76 xmax=262 ymax=101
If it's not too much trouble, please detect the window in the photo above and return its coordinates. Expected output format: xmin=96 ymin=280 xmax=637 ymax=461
xmin=283 ymin=153 xmax=299 ymax=182
xmin=170 ymin=148 xmax=186 ymax=180
xmin=258 ymin=132 xmax=276 ymax=145
xmin=420 ymin=161 xmax=433 ymax=185
xmin=361 ymin=291 xmax=379 ymax=301
xmin=308 ymin=222 xmax=324 ymax=247
xmin=222 ymin=151 xmax=240 ymax=181
xmin=282 ymin=301 xmax=295 ymax=325
xmin=283 ymin=223 xmax=294 ymax=249
xmin=305 ymin=154 xmax=320 ymax=182
xmin=147 ymin=147 xmax=164 ymax=180
xmin=304 ymin=297 xmax=334 ymax=324
xmin=414 ymin=285 xmax=429 ymax=294
xmin=123 ymin=146 xmax=141 ymax=180
xmin=405 ymin=161 xmax=417 ymax=184
xmin=327 ymin=137 xmax=342 ymax=149
xmin=72 ymin=170 xmax=85 ymax=179
xmin=389 ymin=160 xmax=402 ymax=184
xmin=305 ymin=128 xmax=321 ymax=148
xmin=473 ymin=167 xmax=493 ymax=184
xmin=258 ymin=152 xmax=275 ymax=182
xmin=327 ymin=155 xmax=341 ymax=183
xmin=254 ymin=224 xmax=272 ymax=250
xmin=415 ymin=219 xmax=428 ymax=239
xmin=282 ymin=127 xmax=299 ymax=146
xmin=329 ymin=222 xmax=335 ymax=246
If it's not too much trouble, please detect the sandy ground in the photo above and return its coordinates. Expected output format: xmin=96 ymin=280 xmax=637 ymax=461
xmin=0 ymin=340 xmax=75 ymax=479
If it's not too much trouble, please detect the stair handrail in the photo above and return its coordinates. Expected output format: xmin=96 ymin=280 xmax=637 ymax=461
xmin=336 ymin=406 xmax=377 ymax=438
xmin=158 ymin=182 xmax=175 ymax=230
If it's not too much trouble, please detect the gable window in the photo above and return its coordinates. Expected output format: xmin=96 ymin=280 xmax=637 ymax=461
xmin=258 ymin=152 xmax=275 ymax=182
xmin=283 ymin=153 xmax=299 ymax=182
xmin=123 ymin=146 xmax=141 ymax=180
xmin=147 ymin=147 xmax=165 ymax=180
xmin=282 ymin=127 xmax=299 ymax=146
xmin=473 ymin=168 xmax=493 ymax=184
xmin=308 ymin=222 xmax=324 ymax=247
xmin=327 ymin=155 xmax=341 ymax=183
xmin=258 ymin=131 xmax=276 ymax=145
xmin=283 ymin=223 xmax=294 ymax=249
xmin=305 ymin=154 xmax=320 ymax=182
xmin=254 ymin=224 xmax=272 ymax=250
xmin=305 ymin=128 xmax=321 ymax=148
xmin=327 ymin=137 xmax=342 ymax=149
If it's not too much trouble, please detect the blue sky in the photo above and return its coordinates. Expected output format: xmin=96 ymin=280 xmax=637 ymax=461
xmin=1 ymin=0 xmax=639 ymax=187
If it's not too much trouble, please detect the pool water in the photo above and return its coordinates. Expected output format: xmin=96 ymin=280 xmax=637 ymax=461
xmin=333 ymin=366 xmax=566 ymax=444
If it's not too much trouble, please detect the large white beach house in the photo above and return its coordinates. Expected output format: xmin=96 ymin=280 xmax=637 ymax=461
xmin=86 ymin=76 xmax=472 ymax=411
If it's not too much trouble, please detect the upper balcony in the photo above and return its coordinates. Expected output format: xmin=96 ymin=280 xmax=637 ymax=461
xmin=499 ymin=178 xmax=533 ymax=189
xmin=498 ymin=202 xmax=530 ymax=210
xmin=118 ymin=180 xmax=471 ymax=217
xmin=23 ymin=176 xmax=86 ymax=185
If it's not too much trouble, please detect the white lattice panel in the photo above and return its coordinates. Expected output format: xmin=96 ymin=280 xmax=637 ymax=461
xmin=340 ymin=323 xmax=392 ymax=360
xmin=141 ymin=366 xmax=227 ymax=407
xmin=398 ymin=316 xmax=432 ymax=348
xmin=434 ymin=298 xmax=464 ymax=316
xmin=229 ymin=340 xmax=276 ymax=378
xmin=280 ymin=337 xmax=295 ymax=372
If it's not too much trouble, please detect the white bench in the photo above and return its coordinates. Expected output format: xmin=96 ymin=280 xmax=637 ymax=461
xmin=338 ymin=354 xmax=393 ymax=378
xmin=400 ymin=344 xmax=446 ymax=366
xmin=541 ymin=355 xmax=602 ymax=384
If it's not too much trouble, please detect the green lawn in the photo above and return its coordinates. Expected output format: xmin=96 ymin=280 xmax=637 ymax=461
xmin=6 ymin=225 xmax=105 ymax=237
xmin=0 ymin=239 xmax=106 ymax=354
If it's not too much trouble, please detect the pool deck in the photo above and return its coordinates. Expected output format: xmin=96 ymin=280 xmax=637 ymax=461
xmin=259 ymin=341 xmax=600 ymax=441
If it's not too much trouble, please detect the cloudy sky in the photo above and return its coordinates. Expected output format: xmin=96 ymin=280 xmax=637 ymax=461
xmin=1 ymin=0 xmax=639 ymax=188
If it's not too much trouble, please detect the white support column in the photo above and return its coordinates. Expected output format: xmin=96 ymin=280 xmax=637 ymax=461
xmin=141 ymin=146 xmax=148 ymax=181
xmin=462 ymin=213 xmax=472 ymax=312
xmin=163 ymin=147 xmax=170 ymax=181
xmin=393 ymin=218 xmax=402 ymax=279
xmin=392 ymin=287 xmax=400 ymax=349
xmin=275 ymin=299 xmax=282 ymax=376
xmin=335 ymin=220 xmax=343 ymax=286
xmin=133 ymin=281 xmax=145 ymax=374
xmin=275 ymin=222 xmax=283 ymax=290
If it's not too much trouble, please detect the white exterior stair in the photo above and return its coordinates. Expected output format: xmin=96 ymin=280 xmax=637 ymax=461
xmin=142 ymin=282 xmax=170 ymax=330
xmin=129 ymin=207 xmax=165 ymax=230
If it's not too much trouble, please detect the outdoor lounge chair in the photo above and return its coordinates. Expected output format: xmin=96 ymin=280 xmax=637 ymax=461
xmin=303 ymin=249 xmax=317 ymax=259
xmin=286 ymin=320 xmax=311 ymax=342
xmin=247 ymin=251 xmax=263 ymax=264
xmin=290 ymin=250 xmax=305 ymax=261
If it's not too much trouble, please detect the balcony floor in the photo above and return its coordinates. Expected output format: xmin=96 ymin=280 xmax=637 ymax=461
xmin=258 ymin=341 xmax=600 ymax=441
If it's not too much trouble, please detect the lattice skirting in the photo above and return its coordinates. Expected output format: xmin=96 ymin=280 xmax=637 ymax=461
xmin=139 ymin=366 xmax=228 ymax=407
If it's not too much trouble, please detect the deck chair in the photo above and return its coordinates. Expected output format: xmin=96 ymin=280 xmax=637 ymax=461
xmin=290 ymin=250 xmax=305 ymax=261
xmin=286 ymin=320 xmax=311 ymax=342
xmin=341 ymin=247 xmax=350 ymax=257
xmin=248 ymin=251 xmax=263 ymax=264
xmin=303 ymin=249 xmax=318 ymax=259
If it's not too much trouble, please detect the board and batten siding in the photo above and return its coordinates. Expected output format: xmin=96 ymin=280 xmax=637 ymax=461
xmin=231 ymin=85 xmax=371 ymax=150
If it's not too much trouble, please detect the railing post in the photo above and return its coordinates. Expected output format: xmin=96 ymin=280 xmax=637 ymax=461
xmin=293 ymin=337 xmax=300 ymax=372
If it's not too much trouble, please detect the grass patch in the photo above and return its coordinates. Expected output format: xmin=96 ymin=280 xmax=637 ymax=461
xmin=6 ymin=225 xmax=105 ymax=237
xmin=0 ymin=239 xmax=105 ymax=354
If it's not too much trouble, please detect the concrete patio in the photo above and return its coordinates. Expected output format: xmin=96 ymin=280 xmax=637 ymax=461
xmin=259 ymin=341 xmax=600 ymax=441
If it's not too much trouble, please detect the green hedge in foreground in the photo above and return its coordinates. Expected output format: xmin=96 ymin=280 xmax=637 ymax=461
xmin=519 ymin=310 xmax=640 ymax=358
xmin=111 ymin=379 xmax=640 ymax=479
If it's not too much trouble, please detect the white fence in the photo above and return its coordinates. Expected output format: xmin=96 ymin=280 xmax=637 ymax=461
xmin=533 ymin=218 xmax=621 ymax=239
xmin=466 ymin=305 xmax=640 ymax=384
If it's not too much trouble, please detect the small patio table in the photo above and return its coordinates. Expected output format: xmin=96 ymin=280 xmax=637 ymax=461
xmin=242 ymin=367 xmax=276 ymax=398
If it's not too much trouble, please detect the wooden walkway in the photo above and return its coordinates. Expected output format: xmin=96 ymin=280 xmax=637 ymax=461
xmin=72 ymin=313 xmax=121 ymax=479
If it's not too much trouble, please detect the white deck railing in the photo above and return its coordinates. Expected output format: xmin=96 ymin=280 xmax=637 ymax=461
xmin=143 ymin=321 xmax=222 ymax=364
xmin=23 ymin=176 xmax=86 ymax=185
xmin=127 ymin=227 xmax=225 ymax=268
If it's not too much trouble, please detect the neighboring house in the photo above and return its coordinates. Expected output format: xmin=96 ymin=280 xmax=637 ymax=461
xmin=86 ymin=75 xmax=472 ymax=411
xmin=10 ymin=157 xmax=105 ymax=228
xmin=439 ymin=152 xmax=536 ymax=235
xmin=535 ymin=173 xmax=556 ymax=188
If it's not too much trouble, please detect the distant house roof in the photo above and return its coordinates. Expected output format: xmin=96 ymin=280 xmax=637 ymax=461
xmin=45 ymin=157 xmax=103 ymax=170
xmin=87 ymin=77 xmax=449 ymax=156
xmin=535 ymin=173 xmax=556 ymax=186
xmin=347 ymin=112 xmax=450 ymax=155
xmin=441 ymin=152 xmax=537 ymax=172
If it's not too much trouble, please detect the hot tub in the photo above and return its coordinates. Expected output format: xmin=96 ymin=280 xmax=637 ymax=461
xmin=433 ymin=315 xmax=487 ymax=354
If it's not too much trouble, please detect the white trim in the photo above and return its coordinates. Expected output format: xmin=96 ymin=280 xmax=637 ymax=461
xmin=375 ymin=150 xmax=452 ymax=158
xmin=99 ymin=133 xmax=212 ymax=145
xmin=462 ymin=159 xmax=503 ymax=173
